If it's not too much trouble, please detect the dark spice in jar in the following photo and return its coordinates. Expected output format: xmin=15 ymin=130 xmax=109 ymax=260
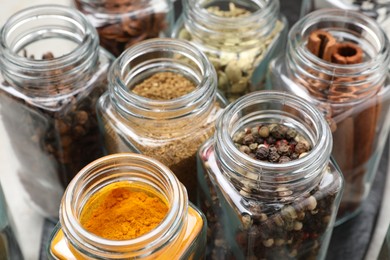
xmin=74 ymin=0 xmax=170 ymax=57
xmin=0 ymin=52 xmax=106 ymax=215
xmin=233 ymin=123 xmax=311 ymax=163
xmin=199 ymin=123 xmax=340 ymax=259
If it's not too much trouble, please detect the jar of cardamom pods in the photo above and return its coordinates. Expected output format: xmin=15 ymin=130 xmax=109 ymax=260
xmin=0 ymin=5 xmax=114 ymax=217
xmin=48 ymin=153 xmax=206 ymax=259
xmin=268 ymin=9 xmax=390 ymax=224
xmin=197 ymin=91 xmax=343 ymax=259
xmin=74 ymin=0 xmax=174 ymax=57
xmin=97 ymin=38 xmax=226 ymax=203
xmin=172 ymin=0 xmax=288 ymax=102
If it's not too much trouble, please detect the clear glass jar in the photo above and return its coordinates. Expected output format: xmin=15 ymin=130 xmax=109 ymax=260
xmin=97 ymin=38 xmax=226 ymax=202
xmin=379 ymin=224 xmax=390 ymax=259
xmin=0 ymin=182 xmax=24 ymax=260
xmin=0 ymin=5 xmax=114 ymax=217
xmin=48 ymin=153 xmax=206 ymax=259
xmin=301 ymin=0 xmax=390 ymax=37
xmin=197 ymin=91 xmax=344 ymax=259
xmin=172 ymin=0 xmax=288 ymax=102
xmin=268 ymin=9 xmax=390 ymax=224
xmin=74 ymin=0 xmax=174 ymax=57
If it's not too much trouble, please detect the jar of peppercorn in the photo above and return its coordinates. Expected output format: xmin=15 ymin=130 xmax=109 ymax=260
xmin=0 ymin=5 xmax=114 ymax=217
xmin=97 ymin=38 xmax=226 ymax=203
xmin=48 ymin=153 xmax=206 ymax=259
xmin=172 ymin=0 xmax=288 ymax=102
xmin=197 ymin=91 xmax=344 ymax=259
xmin=268 ymin=9 xmax=390 ymax=224
xmin=73 ymin=0 xmax=174 ymax=57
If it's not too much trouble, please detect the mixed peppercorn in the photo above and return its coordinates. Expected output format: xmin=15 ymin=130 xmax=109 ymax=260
xmin=232 ymin=123 xmax=312 ymax=163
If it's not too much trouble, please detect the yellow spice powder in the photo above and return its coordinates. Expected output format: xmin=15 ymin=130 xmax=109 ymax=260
xmin=80 ymin=182 xmax=169 ymax=240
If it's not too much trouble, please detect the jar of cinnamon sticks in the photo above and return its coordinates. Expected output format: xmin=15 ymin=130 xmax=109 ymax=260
xmin=268 ymin=9 xmax=390 ymax=224
xmin=0 ymin=5 xmax=114 ymax=217
xmin=74 ymin=0 xmax=174 ymax=57
xmin=197 ymin=91 xmax=344 ymax=259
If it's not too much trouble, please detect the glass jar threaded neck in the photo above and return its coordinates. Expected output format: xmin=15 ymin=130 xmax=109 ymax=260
xmin=214 ymin=91 xmax=332 ymax=201
xmin=108 ymin=38 xmax=217 ymax=123
xmin=0 ymin=5 xmax=100 ymax=103
xmin=183 ymin=0 xmax=279 ymax=48
xmin=286 ymin=9 xmax=390 ymax=104
xmin=60 ymin=153 xmax=187 ymax=259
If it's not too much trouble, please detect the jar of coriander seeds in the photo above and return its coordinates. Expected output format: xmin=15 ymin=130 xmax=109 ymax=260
xmin=197 ymin=91 xmax=344 ymax=259
xmin=48 ymin=153 xmax=206 ymax=259
xmin=74 ymin=0 xmax=174 ymax=57
xmin=97 ymin=38 xmax=226 ymax=203
xmin=268 ymin=9 xmax=390 ymax=224
xmin=172 ymin=0 xmax=288 ymax=102
xmin=0 ymin=5 xmax=113 ymax=217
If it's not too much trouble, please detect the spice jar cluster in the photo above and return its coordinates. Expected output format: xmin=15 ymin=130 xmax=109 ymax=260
xmin=1 ymin=0 xmax=389 ymax=259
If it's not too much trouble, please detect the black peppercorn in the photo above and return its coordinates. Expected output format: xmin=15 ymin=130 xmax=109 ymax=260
xmin=271 ymin=125 xmax=286 ymax=139
xmin=277 ymin=141 xmax=291 ymax=156
xmin=255 ymin=145 xmax=269 ymax=160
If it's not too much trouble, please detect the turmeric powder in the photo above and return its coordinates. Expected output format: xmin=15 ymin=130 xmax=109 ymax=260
xmin=80 ymin=182 xmax=169 ymax=240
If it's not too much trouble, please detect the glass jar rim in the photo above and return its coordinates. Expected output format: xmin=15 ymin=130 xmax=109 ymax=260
xmin=216 ymin=90 xmax=332 ymax=177
xmin=289 ymin=8 xmax=390 ymax=70
xmin=0 ymin=4 xmax=98 ymax=70
xmin=185 ymin=0 xmax=279 ymax=26
xmin=60 ymin=153 xmax=187 ymax=257
xmin=108 ymin=38 xmax=217 ymax=119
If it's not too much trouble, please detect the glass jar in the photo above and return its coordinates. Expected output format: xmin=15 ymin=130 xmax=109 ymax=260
xmin=0 ymin=5 xmax=114 ymax=217
xmin=74 ymin=0 xmax=174 ymax=57
xmin=0 ymin=182 xmax=24 ymax=260
xmin=379 ymin=224 xmax=390 ymax=259
xmin=48 ymin=153 xmax=206 ymax=259
xmin=268 ymin=9 xmax=390 ymax=224
xmin=97 ymin=38 xmax=226 ymax=202
xmin=197 ymin=91 xmax=344 ymax=259
xmin=301 ymin=0 xmax=390 ymax=37
xmin=172 ymin=0 xmax=288 ymax=102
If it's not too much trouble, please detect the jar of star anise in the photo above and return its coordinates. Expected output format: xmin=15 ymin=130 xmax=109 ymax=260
xmin=268 ymin=9 xmax=390 ymax=224
xmin=197 ymin=90 xmax=343 ymax=259
xmin=0 ymin=5 xmax=114 ymax=217
xmin=74 ymin=0 xmax=174 ymax=57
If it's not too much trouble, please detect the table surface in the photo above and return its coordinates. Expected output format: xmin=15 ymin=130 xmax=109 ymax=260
xmin=0 ymin=0 xmax=389 ymax=259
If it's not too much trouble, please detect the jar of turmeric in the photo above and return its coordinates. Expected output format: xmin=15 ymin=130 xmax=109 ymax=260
xmin=97 ymin=38 xmax=227 ymax=203
xmin=48 ymin=153 xmax=206 ymax=259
